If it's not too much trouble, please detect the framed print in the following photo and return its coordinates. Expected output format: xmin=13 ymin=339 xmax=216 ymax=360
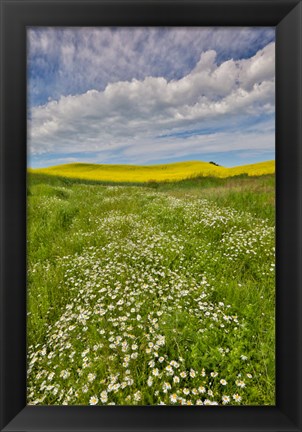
xmin=26 ymin=26 xmax=278 ymax=408
xmin=0 ymin=0 xmax=301 ymax=431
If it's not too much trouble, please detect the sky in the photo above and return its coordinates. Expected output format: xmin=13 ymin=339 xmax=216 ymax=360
xmin=27 ymin=27 xmax=275 ymax=168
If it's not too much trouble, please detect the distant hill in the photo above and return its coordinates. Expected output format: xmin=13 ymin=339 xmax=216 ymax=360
xmin=29 ymin=160 xmax=275 ymax=183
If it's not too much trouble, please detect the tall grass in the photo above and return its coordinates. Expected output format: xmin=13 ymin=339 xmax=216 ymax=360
xmin=27 ymin=173 xmax=275 ymax=406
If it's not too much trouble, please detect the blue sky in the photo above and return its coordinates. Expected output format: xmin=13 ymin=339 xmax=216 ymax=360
xmin=27 ymin=27 xmax=275 ymax=168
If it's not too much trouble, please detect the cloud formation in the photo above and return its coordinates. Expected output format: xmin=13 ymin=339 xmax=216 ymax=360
xmin=28 ymin=27 xmax=275 ymax=106
xmin=28 ymin=41 xmax=275 ymax=166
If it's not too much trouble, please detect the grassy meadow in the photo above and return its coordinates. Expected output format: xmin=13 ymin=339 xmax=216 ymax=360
xmin=27 ymin=162 xmax=275 ymax=406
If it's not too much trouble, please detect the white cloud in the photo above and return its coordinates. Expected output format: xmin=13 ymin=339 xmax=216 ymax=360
xmin=28 ymin=43 xmax=275 ymax=164
xmin=28 ymin=27 xmax=275 ymax=104
xmin=121 ymin=130 xmax=274 ymax=163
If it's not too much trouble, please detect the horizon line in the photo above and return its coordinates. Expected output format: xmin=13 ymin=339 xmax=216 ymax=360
xmin=28 ymin=159 xmax=275 ymax=171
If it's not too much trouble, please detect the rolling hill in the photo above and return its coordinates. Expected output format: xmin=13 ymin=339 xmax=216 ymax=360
xmin=29 ymin=160 xmax=275 ymax=183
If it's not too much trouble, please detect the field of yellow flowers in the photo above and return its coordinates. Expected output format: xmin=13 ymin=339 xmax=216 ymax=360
xmin=30 ymin=160 xmax=275 ymax=183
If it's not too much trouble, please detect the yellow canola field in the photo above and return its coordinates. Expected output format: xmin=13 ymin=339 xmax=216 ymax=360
xmin=30 ymin=160 xmax=275 ymax=183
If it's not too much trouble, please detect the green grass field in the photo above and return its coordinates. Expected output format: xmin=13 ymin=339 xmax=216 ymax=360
xmin=27 ymin=168 xmax=275 ymax=406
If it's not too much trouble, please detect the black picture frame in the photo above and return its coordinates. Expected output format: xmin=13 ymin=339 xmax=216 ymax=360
xmin=1 ymin=0 xmax=301 ymax=431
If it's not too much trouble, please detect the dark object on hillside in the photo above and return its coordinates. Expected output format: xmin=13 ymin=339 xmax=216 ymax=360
xmin=209 ymin=161 xmax=221 ymax=167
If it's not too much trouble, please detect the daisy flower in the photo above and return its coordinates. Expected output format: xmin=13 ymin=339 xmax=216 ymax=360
xmin=100 ymin=391 xmax=108 ymax=403
xmin=170 ymin=393 xmax=178 ymax=404
xmin=190 ymin=369 xmax=196 ymax=378
xmin=233 ymin=393 xmax=242 ymax=403
xmin=134 ymin=391 xmax=141 ymax=401
xmin=89 ymin=396 xmax=98 ymax=405
xmin=222 ymin=395 xmax=230 ymax=404
xmin=87 ymin=373 xmax=96 ymax=383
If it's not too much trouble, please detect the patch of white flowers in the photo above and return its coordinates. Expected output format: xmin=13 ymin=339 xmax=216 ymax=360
xmin=27 ymin=186 xmax=274 ymax=405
